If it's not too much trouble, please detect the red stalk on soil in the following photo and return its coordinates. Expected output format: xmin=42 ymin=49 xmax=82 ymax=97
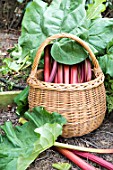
xmin=72 ymin=150 xmax=113 ymax=170
xmin=55 ymin=147 xmax=96 ymax=170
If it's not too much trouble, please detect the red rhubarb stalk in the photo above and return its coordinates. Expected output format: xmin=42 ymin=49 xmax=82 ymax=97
xmin=70 ymin=65 xmax=78 ymax=84
xmin=78 ymin=62 xmax=85 ymax=83
xmin=64 ymin=65 xmax=70 ymax=84
xmin=85 ymin=58 xmax=92 ymax=82
xmin=44 ymin=45 xmax=51 ymax=82
xmin=55 ymin=147 xmax=96 ymax=170
xmin=54 ymin=71 xmax=58 ymax=83
xmin=72 ymin=150 xmax=113 ymax=170
xmin=81 ymin=61 xmax=85 ymax=83
xmin=77 ymin=65 xmax=81 ymax=83
xmin=57 ymin=63 xmax=63 ymax=83
xmin=47 ymin=61 xmax=57 ymax=83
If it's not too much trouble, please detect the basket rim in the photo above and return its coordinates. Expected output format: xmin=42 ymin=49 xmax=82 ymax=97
xmin=27 ymin=67 xmax=105 ymax=91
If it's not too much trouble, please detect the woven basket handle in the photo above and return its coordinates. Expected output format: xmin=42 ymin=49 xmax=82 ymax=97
xmin=30 ymin=33 xmax=100 ymax=77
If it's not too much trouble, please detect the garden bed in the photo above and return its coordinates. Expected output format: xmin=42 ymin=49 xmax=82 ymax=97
xmin=0 ymin=2 xmax=113 ymax=168
xmin=0 ymin=29 xmax=28 ymax=92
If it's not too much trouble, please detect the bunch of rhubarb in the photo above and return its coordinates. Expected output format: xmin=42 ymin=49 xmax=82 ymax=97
xmin=44 ymin=45 xmax=92 ymax=84
xmin=54 ymin=142 xmax=113 ymax=170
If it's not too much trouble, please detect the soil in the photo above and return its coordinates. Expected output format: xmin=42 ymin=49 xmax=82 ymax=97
xmin=0 ymin=108 xmax=113 ymax=170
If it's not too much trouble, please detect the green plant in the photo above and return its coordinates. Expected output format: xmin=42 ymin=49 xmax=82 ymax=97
xmin=55 ymin=147 xmax=96 ymax=170
xmin=11 ymin=0 xmax=113 ymax=64
xmin=14 ymin=86 xmax=29 ymax=115
xmin=52 ymin=163 xmax=71 ymax=170
xmin=106 ymin=0 xmax=113 ymax=9
xmin=104 ymin=75 xmax=113 ymax=113
xmin=86 ymin=0 xmax=106 ymax=19
xmin=11 ymin=0 xmax=113 ymax=114
xmin=1 ymin=0 xmax=113 ymax=75
xmin=0 ymin=107 xmax=66 ymax=170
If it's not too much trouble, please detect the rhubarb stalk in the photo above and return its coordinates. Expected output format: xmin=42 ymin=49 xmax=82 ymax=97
xmin=54 ymin=71 xmax=58 ymax=83
xmin=57 ymin=63 xmax=63 ymax=83
xmin=44 ymin=45 xmax=51 ymax=82
xmin=55 ymin=147 xmax=96 ymax=170
xmin=70 ymin=65 xmax=78 ymax=84
xmin=54 ymin=142 xmax=113 ymax=153
xmin=64 ymin=65 xmax=70 ymax=84
xmin=78 ymin=61 xmax=85 ymax=83
xmin=47 ymin=61 xmax=57 ymax=82
xmin=72 ymin=150 xmax=113 ymax=170
xmin=85 ymin=58 xmax=92 ymax=82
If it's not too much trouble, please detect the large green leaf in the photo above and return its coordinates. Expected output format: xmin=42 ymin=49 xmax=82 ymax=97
xmin=106 ymin=39 xmax=113 ymax=54
xmin=18 ymin=0 xmax=86 ymax=64
xmin=14 ymin=86 xmax=29 ymax=115
xmin=0 ymin=107 xmax=66 ymax=170
xmin=87 ymin=18 xmax=113 ymax=55
xmin=87 ymin=0 xmax=106 ymax=19
xmin=19 ymin=0 xmax=48 ymax=59
xmin=24 ymin=106 xmax=67 ymax=127
xmin=11 ymin=0 xmax=113 ymax=66
xmin=98 ymin=40 xmax=113 ymax=77
xmin=43 ymin=0 xmax=86 ymax=35
xmin=98 ymin=54 xmax=113 ymax=77
xmin=51 ymin=40 xmax=88 ymax=64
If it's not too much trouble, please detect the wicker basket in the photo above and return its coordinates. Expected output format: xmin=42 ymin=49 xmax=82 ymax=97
xmin=27 ymin=33 xmax=106 ymax=138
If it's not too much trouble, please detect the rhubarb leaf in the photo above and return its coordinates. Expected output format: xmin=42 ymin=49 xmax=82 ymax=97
xmin=14 ymin=86 xmax=29 ymax=115
xmin=0 ymin=107 xmax=66 ymax=170
xmin=18 ymin=0 xmax=86 ymax=63
xmin=98 ymin=39 xmax=113 ymax=77
xmin=98 ymin=54 xmax=113 ymax=77
xmin=52 ymin=162 xmax=71 ymax=170
xmin=11 ymin=0 xmax=113 ymax=66
xmin=87 ymin=18 xmax=113 ymax=55
xmin=24 ymin=106 xmax=67 ymax=127
xmin=51 ymin=40 xmax=88 ymax=65
xmin=87 ymin=0 xmax=106 ymax=19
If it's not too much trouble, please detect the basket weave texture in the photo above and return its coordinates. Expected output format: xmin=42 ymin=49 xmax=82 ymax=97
xmin=27 ymin=33 xmax=106 ymax=138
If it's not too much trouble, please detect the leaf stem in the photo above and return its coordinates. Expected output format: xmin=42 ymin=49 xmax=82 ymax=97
xmin=54 ymin=142 xmax=113 ymax=153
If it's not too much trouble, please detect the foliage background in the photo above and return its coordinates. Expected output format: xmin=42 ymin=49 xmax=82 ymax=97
xmin=0 ymin=0 xmax=113 ymax=30
xmin=0 ymin=0 xmax=52 ymax=30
